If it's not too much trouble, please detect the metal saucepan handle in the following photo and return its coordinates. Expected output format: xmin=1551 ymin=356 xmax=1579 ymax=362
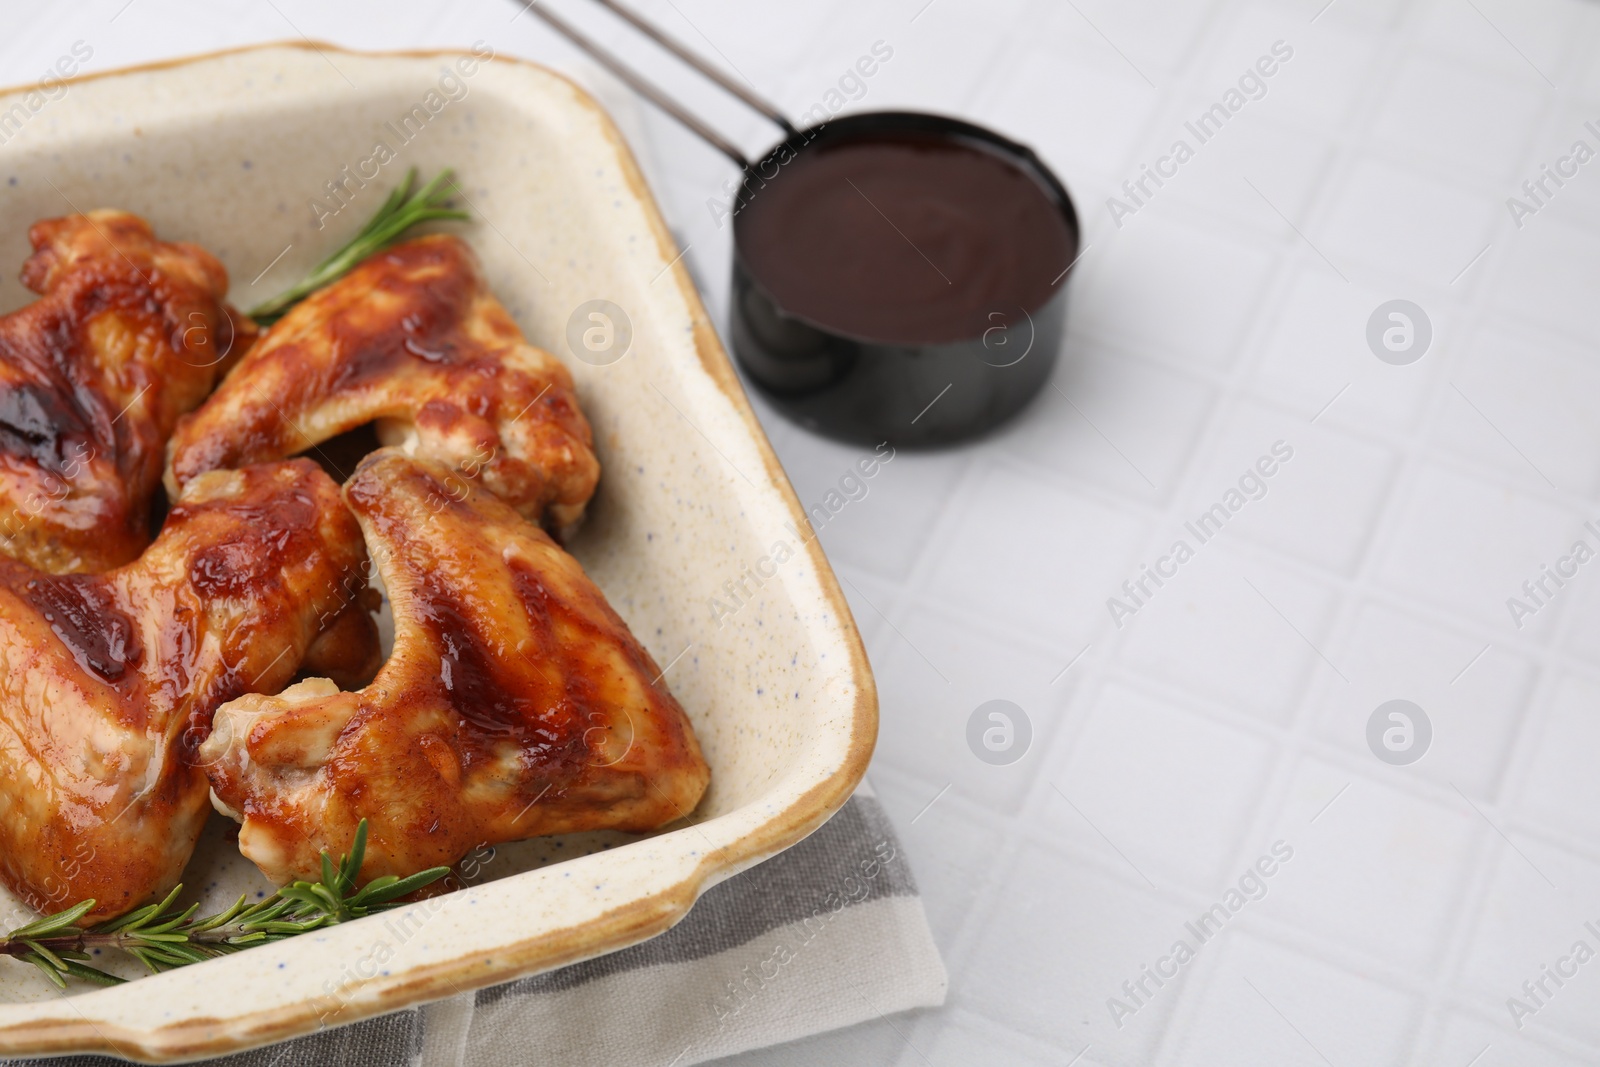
xmin=511 ymin=0 xmax=796 ymax=167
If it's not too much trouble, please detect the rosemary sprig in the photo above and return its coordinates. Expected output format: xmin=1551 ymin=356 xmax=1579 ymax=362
xmin=0 ymin=820 xmax=449 ymax=987
xmin=249 ymin=167 xmax=470 ymax=325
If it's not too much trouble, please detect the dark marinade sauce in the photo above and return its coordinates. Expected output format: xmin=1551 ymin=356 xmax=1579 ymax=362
xmin=21 ymin=575 xmax=141 ymax=682
xmin=735 ymin=131 xmax=1075 ymax=344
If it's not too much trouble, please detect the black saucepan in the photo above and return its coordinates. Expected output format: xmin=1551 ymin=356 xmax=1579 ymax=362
xmin=524 ymin=0 xmax=1081 ymax=446
xmin=728 ymin=111 xmax=1078 ymax=446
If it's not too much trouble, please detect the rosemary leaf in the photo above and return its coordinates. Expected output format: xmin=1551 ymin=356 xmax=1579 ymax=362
xmin=320 ymin=852 xmax=339 ymax=899
xmin=99 ymin=885 xmax=182 ymax=934
xmin=186 ymin=896 xmax=249 ymax=934
xmin=11 ymin=900 xmax=93 ymax=939
xmin=21 ymin=939 xmax=68 ymax=972
xmin=131 ymin=931 xmax=193 ymax=944
xmin=23 ymin=954 xmax=66 ymax=989
xmin=141 ymin=903 xmax=201 ymax=936
xmin=275 ymin=886 xmax=324 ymax=910
xmin=354 ymin=867 xmax=452 ymax=907
xmin=339 ymin=820 xmax=369 ymax=895
xmin=61 ymin=960 xmax=123 ymax=986
xmin=246 ymin=921 xmax=318 ymax=935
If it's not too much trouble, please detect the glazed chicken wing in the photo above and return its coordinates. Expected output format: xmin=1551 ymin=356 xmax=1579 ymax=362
xmin=202 ymin=450 xmax=709 ymax=886
xmin=166 ymin=235 xmax=599 ymax=532
xmin=0 ymin=211 xmax=253 ymax=573
xmin=0 ymin=459 xmax=375 ymax=920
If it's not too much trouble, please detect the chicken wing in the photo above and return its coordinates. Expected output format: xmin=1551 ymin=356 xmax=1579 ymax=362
xmin=0 ymin=210 xmax=253 ymax=574
xmin=165 ymin=235 xmax=599 ymax=532
xmin=0 ymin=459 xmax=375 ymax=920
xmin=202 ymin=450 xmax=709 ymax=886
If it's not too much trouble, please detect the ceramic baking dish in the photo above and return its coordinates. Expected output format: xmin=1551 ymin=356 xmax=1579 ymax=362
xmin=0 ymin=42 xmax=875 ymax=1062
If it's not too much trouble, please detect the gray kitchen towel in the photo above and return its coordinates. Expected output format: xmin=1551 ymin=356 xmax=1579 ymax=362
xmin=3 ymin=789 xmax=947 ymax=1066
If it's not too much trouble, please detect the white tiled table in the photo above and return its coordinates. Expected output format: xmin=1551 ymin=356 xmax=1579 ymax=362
xmin=9 ymin=1 xmax=1600 ymax=1064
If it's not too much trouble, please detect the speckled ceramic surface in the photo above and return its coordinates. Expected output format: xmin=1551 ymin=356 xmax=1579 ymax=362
xmin=0 ymin=42 xmax=876 ymax=1063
